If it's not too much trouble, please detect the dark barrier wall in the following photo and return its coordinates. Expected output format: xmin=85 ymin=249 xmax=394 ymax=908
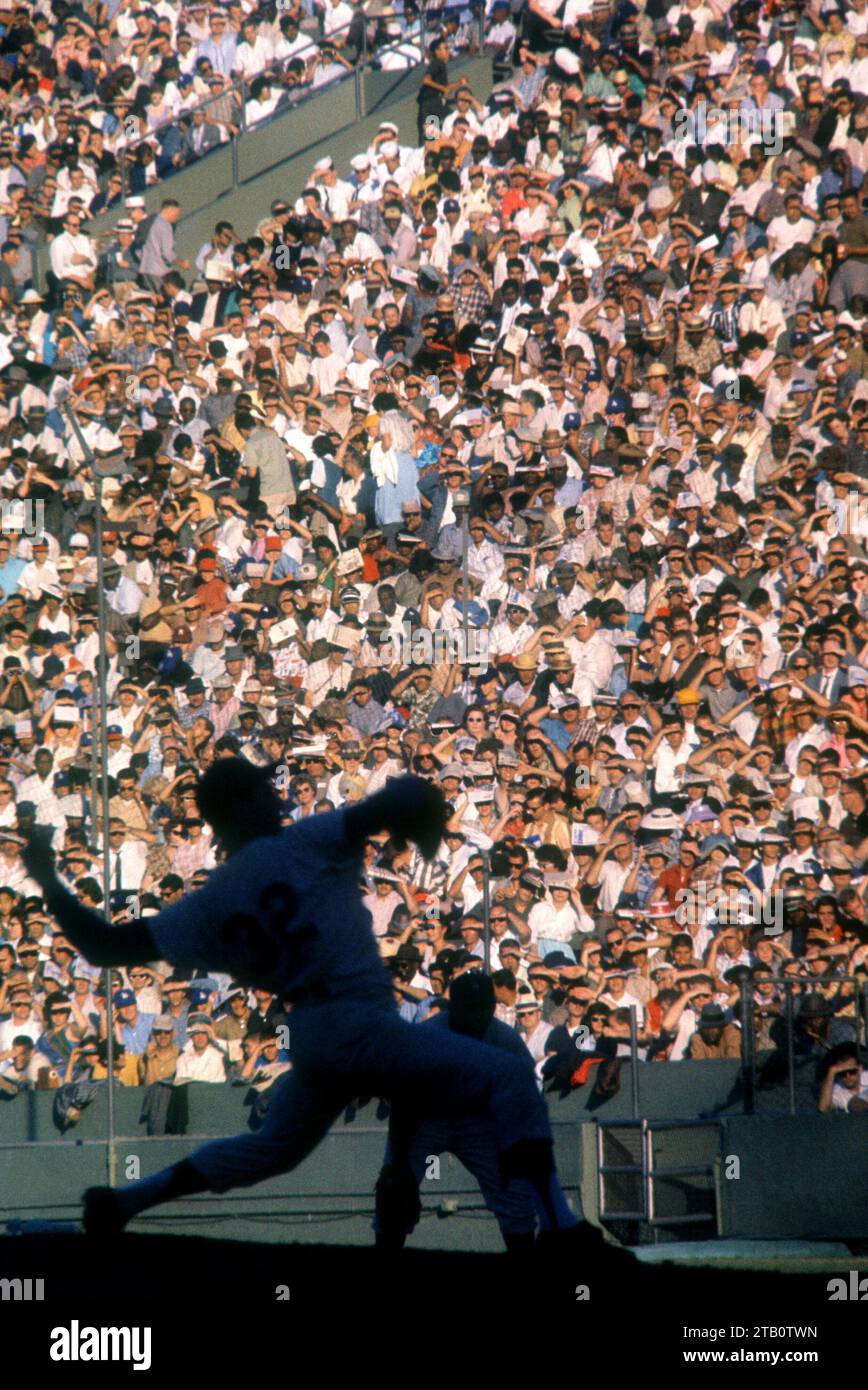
xmin=718 ymin=1116 xmax=868 ymax=1240
xmin=0 ymin=1055 xmax=819 ymax=1146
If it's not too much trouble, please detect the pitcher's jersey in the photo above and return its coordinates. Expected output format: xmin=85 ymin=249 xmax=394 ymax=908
xmin=147 ymin=811 xmax=392 ymax=1002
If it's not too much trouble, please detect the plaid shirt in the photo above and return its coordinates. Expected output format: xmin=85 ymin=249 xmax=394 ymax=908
xmin=570 ymin=717 xmax=603 ymax=747
xmin=175 ymin=699 xmax=214 ymax=731
xmin=54 ymin=340 xmax=91 ymax=370
xmin=757 ymin=702 xmax=799 ymax=760
xmin=121 ymin=341 xmax=155 ymax=372
xmin=450 ymin=274 xmax=490 ymax=328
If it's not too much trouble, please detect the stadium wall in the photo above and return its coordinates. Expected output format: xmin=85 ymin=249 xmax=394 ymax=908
xmin=1 ymin=1063 xmax=865 ymax=1248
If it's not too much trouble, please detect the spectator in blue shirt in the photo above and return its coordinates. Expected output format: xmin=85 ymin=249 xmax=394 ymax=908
xmin=0 ymin=537 xmax=26 ymax=600
xmin=196 ymin=11 xmax=238 ymax=75
xmin=113 ymin=988 xmax=156 ymax=1056
xmin=35 ymin=991 xmax=80 ymax=1073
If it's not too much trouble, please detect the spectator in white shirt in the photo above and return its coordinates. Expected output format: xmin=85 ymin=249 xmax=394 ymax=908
xmin=48 ymin=210 xmax=98 ymax=289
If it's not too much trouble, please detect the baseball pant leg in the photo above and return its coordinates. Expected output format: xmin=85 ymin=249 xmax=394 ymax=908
xmin=452 ymin=1124 xmax=537 ymax=1238
xmin=185 ymin=1068 xmax=351 ymax=1192
xmin=373 ymin=1123 xmax=448 ymax=1240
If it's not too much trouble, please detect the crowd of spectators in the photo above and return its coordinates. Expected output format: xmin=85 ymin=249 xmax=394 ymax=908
xmin=0 ymin=0 xmax=455 ymax=213
xmin=0 ymin=0 xmax=868 ymax=1117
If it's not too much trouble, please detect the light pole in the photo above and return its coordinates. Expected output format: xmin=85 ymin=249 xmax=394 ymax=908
xmin=480 ymin=847 xmax=492 ymax=973
xmin=453 ymin=487 xmax=471 ymax=661
xmin=60 ymin=396 xmax=126 ymax=1188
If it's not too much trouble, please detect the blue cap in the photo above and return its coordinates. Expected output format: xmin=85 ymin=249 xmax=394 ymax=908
xmin=260 ymin=604 xmax=278 ymax=618
xmin=563 ymin=412 xmax=581 ymax=430
xmin=188 ymin=987 xmax=211 ymax=1006
xmin=294 ymin=277 xmax=312 ymax=293
xmin=444 ymin=198 xmax=460 ymax=213
xmin=606 ymin=393 xmax=628 ymax=413
xmin=700 ymin=833 xmax=731 ymax=856
xmin=113 ymin=989 xmax=136 ymax=1008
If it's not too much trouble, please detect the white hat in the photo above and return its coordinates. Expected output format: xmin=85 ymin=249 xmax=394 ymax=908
xmin=640 ymin=808 xmax=682 ymax=832
xmin=313 ymin=156 xmax=334 ymax=173
xmin=380 ymin=140 xmax=399 ymax=158
xmin=351 ymin=154 xmax=370 ymax=172
xmin=69 ymin=532 xmax=89 ymax=548
xmin=554 ymin=46 xmax=581 ymax=75
xmin=125 ymin=196 xmax=146 ymax=209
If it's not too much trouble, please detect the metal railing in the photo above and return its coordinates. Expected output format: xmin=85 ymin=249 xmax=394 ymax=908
xmin=27 ymin=8 xmax=491 ymax=289
xmin=608 ymin=977 xmax=867 ymax=1121
xmin=118 ymin=13 xmax=376 ymax=201
xmin=111 ymin=7 xmax=484 ymax=205
xmin=736 ymin=974 xmax=868 ymax=1118
xmin=596 ymin=1118 xmax=721 ymax=1228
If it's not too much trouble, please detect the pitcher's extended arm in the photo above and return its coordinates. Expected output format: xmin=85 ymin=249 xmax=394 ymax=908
xmin=21 ymin=834 xmax=156 ymax=967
